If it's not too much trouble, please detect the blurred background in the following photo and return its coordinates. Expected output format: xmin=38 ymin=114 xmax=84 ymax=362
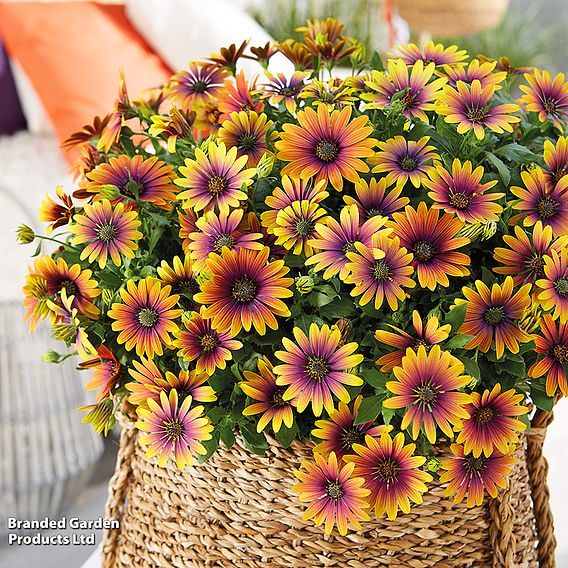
xmin=0 ymin=0 xmax=567 ymax=566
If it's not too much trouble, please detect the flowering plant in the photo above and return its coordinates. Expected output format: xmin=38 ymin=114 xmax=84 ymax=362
xmin=21 ymin=19 xmax=568 ymax=535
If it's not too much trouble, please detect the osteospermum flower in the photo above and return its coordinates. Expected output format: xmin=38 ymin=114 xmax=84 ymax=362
xmin=389 ymin=203 xmax=470 ymax=290
xmin=108 ymin=277 xmax=183 ymax=358
xmin=519 ymin=69 xmax=568 ymax=130
xmin=363 ymin=60 xmax=447 ymax=122
xmin=277 ymin=39 xmax=313 ymax=71
xmin=157 ymin=370 xmax=217 ymax=404
xmin=126 ymin=357 xmax=164 ymax=407
xmin=69 ymin=199 xmax=142 ymax=268
xmin=344 ymin=233 xmax=415 ymax=311
xmin=544 ymin=136 xmax=568 ymax=186
xmin=440 ymin=444 xmax=517 ymax=507
xmin=273 ymin=323 xmax=364 ymax=417
xmin=528 ymin=314 xmax=568 ymax=397
xmin=299 ymin=78 xmax=357 ymax=110
xmin=345 ymin=433 xmax=432 ymax=520
xmin=292 ymin=451 xmax=370 ymax=536
xmin=306 ymin=205 xmax=388 ymax=279
xmin=218 ymin=111 xmax=273 ymax=167
xmin=261 ymin=70 xmax=309 ymax=113
xmin=194 ymin=246 xmax=293 ymax=336
xmin=176 ymin=142 xmax=256 ymax=217
xmin=240 ymin=356 xmax=294 ymax=433
xmin=312 ymin=396 xmax=391 ymax=459
xmin=389 ymin=41 xmax=468 ymax=66
xmin=81 ymin=345 xmax=121 ymax=402
xmin=261 ymin=176 xmax=328 ymax=235
xmin=369 ymin=136 xmax=439 ymax=188
xmin=148 ymin=106 xmax=194 ymax=153
xmin=424 ymin=159 xmax=503 ymax=223
xmin=39 ymin=185 xmax=75 ymax=234
xmin=273 ymin=200 xmax=328 ymax=257
xmin=86 ymin=155 xmax=177 ymax=209
xmin=179 ymin=210 xmax=199 ymax=252
xmin=275 ymin=104 xmax=377 ymax=191
xmin=187 ymin=209 xmax=263 ymax=271
xmin=375 ymin=310 xmax=451 ymax=372
xmin=493 ymin=222 xmax=565 ymax=286
xmin=174 ymin=307 xmax=243 ymax=374
xmin=157 ymin=255 xmax=200 ymax=303
xmin=459 ymin=277 xmax=532 ymax=358
xmin=510 ymin=167 xmax=568 ymax=237
xmin=218 ymin=72 xmax=264 ymax=119
xmin=456 ymin=384 xmax=528 ymax=457
xmin=536 ymin=250 xmax=568 ymax=323
xmin=440 ymin=59 xmax=507 ymax=90
xmin=97 ymin=69 xmax=128 ymax=153
xmin=436 ymin=80 xmax=520 ymax=140
xmin=136 ymin=389 xmax=213 ymax=470
xmin=23 ymin=269 xmax=52 ymax=331
xmin=344 ymin=177 xmax=409 ymax=221
xmin=168 ymin=63 xmax=228 ymax=109
xmin=383 ymin=346 xmax=471 ymax=444
xmin=34 ymin=256 xmax=101 ymax=319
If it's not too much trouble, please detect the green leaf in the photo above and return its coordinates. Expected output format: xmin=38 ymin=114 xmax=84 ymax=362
xmin=354 ymin=395 xmax=382 ymax=425
xmin=445 ymin=303 xmax=467 ymax=333
xmin=219 ymin=423 xmax=236 ymax=449
xmin=444 ymin=334 xmax=474 ymax=350
xmin=501 ymin=358 xmax=526 ymax=378
xmin=309 ymin=291 xmax=335 ymax=308
xmin=382 ymin=406 xmax=396 ymax=426
xmin=494 ymin=143 xmax=539 ymax=163
xmin=531 ymin=388 xmax=554 ymax=412
xmin=98 ymin=271 xmax=124 ymax=289
xmin=363 ymin=367 xmax=389 ymax=390
xmin=319 ymin=297 xmax=358 ymax=318
xmin=484 ymin=152 xmax=511 ymax=186
xmin=206 ymin=406 xmax=227 ymax=424
xmin=198 ymin=433 xmax=220 ymax=462
xmin=275 ymin=422 xmax=299 ymax=448
xmin=461 ymin=355 xmax=481 ymax=380
xmin=240 ymin=423 xmax=269 ymax=454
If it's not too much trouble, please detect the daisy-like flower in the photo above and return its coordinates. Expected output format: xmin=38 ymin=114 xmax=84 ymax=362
xmin=362 ymin=60 xmax=447 ymax=122
xmin=273 ymin=323 xmax=364 ymax=417
xmin=440 ymin=444 xmax=517 ymax=507
xmin=82 ymin=345 xmax=121 ymax=402
xmin=299 ymin=78 xmax=357 ymax=110
xmin=536 ymin=250 xmax=568 ymax=323
xmin=544 ymin=136 xmax=568 ymax=185
xmin=306 ymin=205 xmax=388 ymax=279
xmin=344 ymin=233 xmax=415 ymax=311
xmin=194 ymin=246 xmax=293 ymax=336
xmin=157 ymin=369 xmax=217 ymax=404
xmin=510 ymin=167 xmax=568 ymax=237
xmin=424 ymin=159 xmax=503 ymax=223
xmin=456 ymin=384 xmax=528 ymax=457
xmin=174 ymin=306 xmax=243 ymax=374
xmin=277 ymin=39 xmax=313 ymax=71
xmin=261 ymin=71 xmax=310 ymax=113
xmin=528 ymin=314 xmax=568 ymax=397
xmin=168 ymin=63 xmax=228 ymax=109
xmin=208 ymin=40 xmax=249 ymax=73
xmin=187 ymin=209 xmax=263 ymax=271
xmin=108 ymin=277 xmax=183 ymax=358
xmin=292 ymin=451 xmax=370 ymax=536
xmin=519 ymin=69 xmax=568 ymax=130
xmin=273 ymin=200 xmax=328 ymax=257
xmin=389 ymin=41 xmax=468 ymax=66
xmin=389 ymin=203 xmax=470 ymax=290
xmin=218 ymin=111 xmax=273 ymax=167
xmin=175 ymin=142 xmax=256 ymax=217
xmin=369 ymin=136 xmax=439 ymax=188
xmin=261 ymin=176 xmax=328 ymax=235
xmin=375 ymin=310 xmax=451 ymax=372
xmin=179 ymin=210 xmax=199 ymax=252
xmin=493 ymin=222 xmax=565 ymax=286
xmin=69 ymin=199 xmax=142 ymax=268
xmin=156 ymin=255 xmax=200 ymax=303
xmin=23 ymin=269 xmax=52 ymax=332
xmin=436 ymin=80 xmax=520 ymax=140
xmin=240 ymin=356 xmax=294 ymax=433
xmin=312 ymin=396 xmax=391 ymax=459
xmin=218 ymin=72 xmax=263 ymax=119
xmin=459 ymin=277 xmax=532 ymax=358
xmin=97 ymin=70 xmax=128 ymax=153
xmin=244 ymin=211 xmax=287 ymax=258
xmin=148 ymin=106 xmax=194 ymax=153
xmin=345 ymin=433 xmax=432 ymax=520
xmin=440 ymin=59 xmax=507 ymax=90
xmin=34 ymin=256 xmax=101 ymax=319
xmin=136 ymin=389 xmax=213 ymax=470
xmin=383 ymin=345 xmax=471 ymax=444
xmin=126 ymin=357 xmax=164 ymax=407
xmin=86 ymin=155 xmax=177 ymax=209
xmin=275 ymin=104 xmax=377 ymax=191
xmin=39 ymin=186 xmax=75 ymax=234
xmin=344 ymin=177 xmax=409 ymax=221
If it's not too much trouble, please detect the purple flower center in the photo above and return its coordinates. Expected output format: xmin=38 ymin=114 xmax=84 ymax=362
xmin=342 ymin=427 xmax=365 ymax=450
xmin=342 ymin=241 xmax=358 ymax=254
xmin=543 ymin=97 xmax=558 ymax=115
xmin=399 ymin=155 xmax=418 ymax=172
xmin=238 ymin=133 xmax=258 ymax=151
xmin=122 ymin=178 xmax=144 ymax=197
xmin=137 ymin=307 xmax=159 ymax=328
xmin=272 ymin=388 xmax=287 ymax=406
xmin=163 ymin=418 xmax=185 ymax=441
xmin=295 ymin=218 xmax=315 ymax=237
xmin=536 ymin=197 xmax=558 ymax=220
xmin=466 ymin=106 xmax=487 ymax=123
xmin=372 ymin=260 xmax=391 ymax=281
xmin=176 ymin=278 xmax=199 ymax=295
xmin=315 ymin=139 xmax=340 ymax=163
xmin=208 ymin=175 xmax=229 ymax=196
xmin=231 ymin=276 xmax=257 ymax=303
xmin=554 ymin=277 xmax=568 ymax=296
xmin=374 ymin=457 xmax=399 ymax=482
xmin=526 ymin=255 xmax=546 ymax=278
xmin=399 ymin=90 xmax=416 ymax=109
xmin=305 ymin=356 xmax=331 ymax=381
xmin=412 ymin=240 xmax=436 ymax=263
xmin=414 ymin=382 xmax=439 ymax=406
xmin=190 ymin=80 xmax=209 ymax=94
xmin=213 ymin=233 xmax=236 ymax=252
xmin=473 ymin=406 xmax=495 ymax=425
xmin=553 ymin=344 xmax=568 ymax=362
xmin=200 ymin=332 xmax=219 ymax=352
xmin=59 ymin=279 xmax=78 ymax=296
xmin=96 ymin=222 xmax=118 ymax=243
xmin=279 ymin=87 xmax=296 ymax=97
xmin=464 ymin=455 xmax=487 ymax=473
xmin=325 ymin=480 xmax=344 ymax=500
xmin=449 ymin=192 xmax=470 ymax=210
xmin=553 ymin=167 xmax=567 ymax=183
xmin=483 ymin=306 xmax=505 ymax=326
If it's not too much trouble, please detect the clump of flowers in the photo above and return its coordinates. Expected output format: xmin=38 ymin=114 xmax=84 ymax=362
xmin=22 ymin=19 xmax=568 ymax=535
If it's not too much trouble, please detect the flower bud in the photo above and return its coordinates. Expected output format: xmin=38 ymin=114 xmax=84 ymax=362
xmin=481 ymin=221 xmax=497 ymax=241
xmin=427 ymin=457 xmax=441 ymax=472
xmin=16 ymin=224 xmax=36 ymax=244
xmin=42 ymin=349 xmax=62 ymax=363
xmin=458 ymin=222 xmax=484 ymax=242
xmin=98 ymin=184 xmax=121 ymax=199
xmin=295 ymin=275 xmax=314 ymax=295
xmin=256 ymin=153 xmax=274 ymax=179
xmin=332 ymin=318 xmax=352 ymax=346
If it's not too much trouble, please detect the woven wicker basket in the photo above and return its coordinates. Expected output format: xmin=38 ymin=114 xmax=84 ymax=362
xmin=102 ymin=406 xmax=557 ymax=567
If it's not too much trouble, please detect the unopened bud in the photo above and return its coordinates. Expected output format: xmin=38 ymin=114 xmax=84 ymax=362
xmin=256 ymin=153 xmax=274 ymax=179
xmin=481 ymin=221 xmax=497 ymax=241
xmin=99 ymin=184 xmax=121 ymax=199
xmin=427 ymin=457 xmax=441 ymax=472
xmin=16 ymin=224 xmax=36 ymax=244
xmin=332 ymin=318 xmax=352 ymax=346
xmin=458 ymin=222 xmax=484 ymax=242
xmin=42 ymin=349 xmax=62 ymax=363
xmin=295 ymin=275 xmax=314 ymax=294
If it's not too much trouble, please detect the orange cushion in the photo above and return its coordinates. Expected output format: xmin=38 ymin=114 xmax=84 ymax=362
xmin=0 ymin=2 xmax=172 ymax=160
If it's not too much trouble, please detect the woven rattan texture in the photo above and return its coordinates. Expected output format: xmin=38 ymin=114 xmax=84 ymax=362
xmin=102 ymin=420 xmax=544 ymax=568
